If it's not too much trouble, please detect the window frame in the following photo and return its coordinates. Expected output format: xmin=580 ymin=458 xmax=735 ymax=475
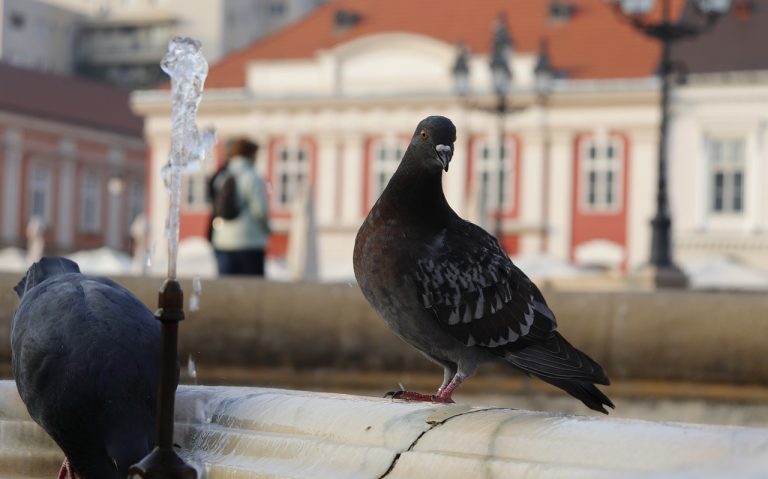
xmin=368 ymin=137 xmax=408 ymax=207
xmin=578 ymin=135 xmax=624 ymax=213
xmin=127 ymin=178 xmax=145 ymax=223
xmin=471 ymin=135 xmax=518 ymax=215
xmin=78 ymin=170 xmax=102 ymax=234
xmin=27 ymin=163 xmax=53 ymax=225
xmin=272 ymin=139 xmax=313 ymax=211
xmin=707 ymin=136 xmax=746 ymax=216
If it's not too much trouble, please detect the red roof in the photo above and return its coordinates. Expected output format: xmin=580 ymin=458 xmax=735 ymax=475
xmin=206 ymin=0 xmax=687 ymax=89
xmin=0 ymin=62 xmax=143 ymax=137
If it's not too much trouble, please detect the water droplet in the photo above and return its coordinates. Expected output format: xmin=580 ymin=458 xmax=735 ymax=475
xmin=189 ymin=294 xmax=200 ymax=312
xmin=187 ymin=354 xmax=198 ymax=383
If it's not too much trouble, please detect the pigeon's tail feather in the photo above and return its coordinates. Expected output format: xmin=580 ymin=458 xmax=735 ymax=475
xmin=504 ymin=331 xmax=614 ymax=414
xmin=536 ymin=376 xmax=615 ymax=414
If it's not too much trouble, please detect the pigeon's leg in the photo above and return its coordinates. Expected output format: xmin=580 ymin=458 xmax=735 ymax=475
xmin=434 ymin=373 xmax=466 ymax=403
xmin=436 ymin=365 xmax=457 ymax=396
xmin=57 ymin=457 xmax=77 ymax=479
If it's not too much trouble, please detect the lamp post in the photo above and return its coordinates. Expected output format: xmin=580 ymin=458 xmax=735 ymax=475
xmin=453 ymin=13 xmax=514 ymax=245
xmin=534 ymin=38 xmax=554 ymax=254
xmin=607 ymin=0 xmax=733 ymax=287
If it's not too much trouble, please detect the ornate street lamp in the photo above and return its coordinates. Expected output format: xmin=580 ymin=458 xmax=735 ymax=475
xmin=607 ymin=0 xmax=733 ymax=287
xmin=534 ymin=38 xmax=554 ymax=253
xmin=452 ymin=13 xmax=514 ymax=245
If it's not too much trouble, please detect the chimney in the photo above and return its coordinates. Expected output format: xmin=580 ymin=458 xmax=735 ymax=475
xmin=334 ymin=9 xmax=361 ymax=32
xmin=548 ymin=0 xmax=576 ymax=23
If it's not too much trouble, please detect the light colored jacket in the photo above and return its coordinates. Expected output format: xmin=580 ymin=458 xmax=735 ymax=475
xmin=211 ymin=156 xmax=270 ymax=251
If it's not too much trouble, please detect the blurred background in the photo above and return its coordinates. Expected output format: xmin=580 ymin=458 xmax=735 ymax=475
xmin=0 ymin=0 xmax=767 ymax=427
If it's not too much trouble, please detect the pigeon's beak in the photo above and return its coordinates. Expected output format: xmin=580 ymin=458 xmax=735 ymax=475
xmin=436 ymin=144 xmax=453 ymax=172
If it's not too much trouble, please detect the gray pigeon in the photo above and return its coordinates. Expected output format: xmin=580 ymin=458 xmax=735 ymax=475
xmin=353 ymin=116 xmax=614 ymax=413
xmin=12 ymin=257 xmax=167 ymax=478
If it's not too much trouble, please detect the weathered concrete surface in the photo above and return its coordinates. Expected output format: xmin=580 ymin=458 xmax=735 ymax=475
xmin=1 ymin=381 xmax=766 ymax=479
xmin=1 ymin=273 xmax=767 ymax=386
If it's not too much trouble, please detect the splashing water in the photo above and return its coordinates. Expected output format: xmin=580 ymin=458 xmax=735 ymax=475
xmin=160 ymin=37 xmax=216 ymax=279
xmin=189 ymin=276 xmax=202 ymax=312
xmin=144 ymin=243 xmax=154 ymax=269
xmin=187 ymin=354 xmax=198 ymax=384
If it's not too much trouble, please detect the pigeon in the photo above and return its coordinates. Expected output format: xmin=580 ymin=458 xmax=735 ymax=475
xmin=353 ymin=116 xmax=614 ymax=414
xmin=11 ymin=257 xmax=168 ymax=478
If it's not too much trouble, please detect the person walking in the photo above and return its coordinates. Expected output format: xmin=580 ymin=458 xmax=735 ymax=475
xmin=209 ymin=138 xmax=270 ymax=276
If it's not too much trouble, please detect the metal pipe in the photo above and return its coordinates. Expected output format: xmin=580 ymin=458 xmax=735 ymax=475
xmin=128 ymin=279 xmax=196 ymax=479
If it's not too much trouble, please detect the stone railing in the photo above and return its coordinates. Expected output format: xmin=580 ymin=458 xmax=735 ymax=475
xmin=1 ymin=381 xmax=766 ymax=478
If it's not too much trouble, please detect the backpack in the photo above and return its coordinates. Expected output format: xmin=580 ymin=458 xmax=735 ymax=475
xmin=210 ymin=169 xmax=241 ymax=220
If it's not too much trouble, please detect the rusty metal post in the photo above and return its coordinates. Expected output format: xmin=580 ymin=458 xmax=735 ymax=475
xmin=128 ymin=279 xmax=196 ymax=479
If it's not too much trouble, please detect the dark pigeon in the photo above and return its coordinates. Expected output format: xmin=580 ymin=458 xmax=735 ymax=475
xmin=11 ymin=257 xmax=168 ymax=478
xmin=353 ymin=116 xmax=614 ymax=414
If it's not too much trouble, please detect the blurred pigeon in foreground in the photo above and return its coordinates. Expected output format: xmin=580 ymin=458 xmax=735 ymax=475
xmin=353 ymin=116 xmax=614 ymax=414
xmin=12 ymin=257 xmax=167 ymax=478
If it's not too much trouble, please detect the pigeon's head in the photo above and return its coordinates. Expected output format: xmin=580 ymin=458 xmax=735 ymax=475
xmin=13 ymin=257 xmax=80 ymax=299
xmin=409 ymin=116 xmax=456 ymax=173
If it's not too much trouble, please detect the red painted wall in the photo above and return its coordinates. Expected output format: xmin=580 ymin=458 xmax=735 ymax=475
xmin=569 ymin=132 xmax=630 ymax=270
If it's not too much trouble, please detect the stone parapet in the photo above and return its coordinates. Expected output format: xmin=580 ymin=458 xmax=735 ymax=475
xmin=1 ymin=381 xmax=766 ymax=478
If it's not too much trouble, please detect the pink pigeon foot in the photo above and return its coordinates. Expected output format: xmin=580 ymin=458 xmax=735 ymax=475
xmin=57 ymin=457 xmax=77 ymax=479
xmin=385 ymin=390 xmax=455 ymax=403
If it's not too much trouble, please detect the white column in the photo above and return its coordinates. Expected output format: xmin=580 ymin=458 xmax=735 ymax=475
xmin=341 ymin=133 xmax=364 ymax=226
xmin=105 ymin=149 xmax=125 ymax=250
xmin=2 ymin=129 xmax=22 ymax=244
xmin=547 ymin=130 xmax=574 ymax=262
xmin=445 ymin=130 xmax=467 ymax=216
xmin=314 ymin=133 xmax=337 ymax=226
xmin=519 ymin=124 xmax=544 ymax=255
xmin=56 ymin=139 xmax=76 ymax=250
xmin=626 ymin=128 xmax=657 ymax=269
xmin=747 ymin=121 xmax=765 ymax=232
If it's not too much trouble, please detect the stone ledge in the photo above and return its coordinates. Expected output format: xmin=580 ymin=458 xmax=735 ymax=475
xmin=3 ymin=381 xmax=765 ymax=478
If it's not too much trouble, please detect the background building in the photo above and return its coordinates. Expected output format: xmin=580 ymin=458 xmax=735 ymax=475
xmin=130 ymin=0 xmax=768 ymax=279
xmin=0 ymin=62 xmax=146 ymax=253
xmin=0 ymin=0 xmax=82 ymax=74
xmin=2 ymin=0 xmax=328 ymax=88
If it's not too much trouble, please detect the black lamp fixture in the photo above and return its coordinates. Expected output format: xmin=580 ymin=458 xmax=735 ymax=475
xmin=534 ymin=38 xmax=554 ymax=254
xmin=452 ymin=13 xmax=515 ymax=244
xmin=606 ymin=0 xmax=733 ymax=287
xmin=534 ymin=38 xmax=554 ymax=99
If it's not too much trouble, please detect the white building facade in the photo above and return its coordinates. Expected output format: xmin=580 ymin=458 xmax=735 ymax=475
xmin=133 ymin=1 xmax=768 ymax=276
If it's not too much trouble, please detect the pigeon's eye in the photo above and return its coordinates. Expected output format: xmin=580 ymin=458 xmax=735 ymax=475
xmin=420 ymin=130 xmax=428 ymax=140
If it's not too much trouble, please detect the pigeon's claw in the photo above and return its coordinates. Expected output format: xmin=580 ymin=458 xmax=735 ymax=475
xmin=57 ymin=457 xmax=77 ymax=479
xmin=384 ymin=390 xmax=454 ymax=403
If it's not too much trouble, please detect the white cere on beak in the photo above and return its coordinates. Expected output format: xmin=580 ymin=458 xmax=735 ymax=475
xmin=436 ymin=144 xmax=453 ymax=172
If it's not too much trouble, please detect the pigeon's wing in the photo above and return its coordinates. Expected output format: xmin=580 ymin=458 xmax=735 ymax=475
xmin=411 ymin=219 xmax=557 ymax=348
